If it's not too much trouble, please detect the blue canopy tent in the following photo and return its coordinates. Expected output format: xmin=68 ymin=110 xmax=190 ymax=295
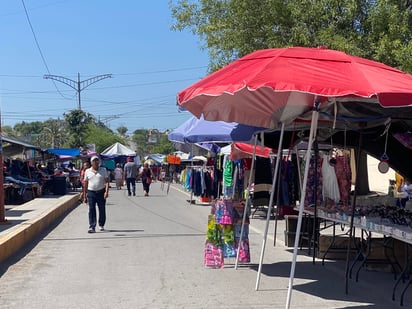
xmin=168 ymin=115 xmax=266 ymax=144
xmin=146 ymin=154 xmax=166 ymax=165
xmin=47 ymin=148 xmax=80 ymax=158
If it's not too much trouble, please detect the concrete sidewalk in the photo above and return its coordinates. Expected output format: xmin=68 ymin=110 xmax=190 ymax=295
xmin=0 ymin=185 xmax=411 ymax=307
xmin=0 ymin=192 xmax=80 ymax=264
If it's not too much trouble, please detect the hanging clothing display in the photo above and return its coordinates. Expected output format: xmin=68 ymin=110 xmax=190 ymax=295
xmin=303 ymin=155 xmax=323 ymax=207
xmin=299 ymin=149 xmax=351 ymax=208
xmin=183 ymin=166 xmax=216 ymax=199
xmin=334 ymin=151 xmax=352 ymax=206
xmin=253 ymin=156 xmax=272 ymax=205
xmin=321 ymin=154 xmax=341 ymax=203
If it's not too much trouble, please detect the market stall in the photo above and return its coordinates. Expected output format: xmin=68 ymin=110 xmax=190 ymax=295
xmin=176 ymin=46 xmax=412 ymax=307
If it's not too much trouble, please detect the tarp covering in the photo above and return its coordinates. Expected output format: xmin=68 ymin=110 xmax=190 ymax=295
xmin=47 ymin=148 xmax=80 ymax=157
xmin=100 ymin=142 xmax=135 ymax=157
xmin=146 ymin=153 xmax=165 ymax=164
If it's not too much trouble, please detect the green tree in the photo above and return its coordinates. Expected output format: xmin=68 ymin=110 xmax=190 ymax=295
xmin=63 ymin=110 xmax=94 ymax=148
xmin=132 ymin=129 xmax=149 ymax=157
xmin=13 ymin=121 xmax=44 ymax=139
xmin=1 ymin=125 xmax=16 ymax=137
xmin=170 ymin=0 xmax=412 ymax=194
xmin=116 ymin=126 xmax=128 ymax=137
xmin=84 ymin=124 xmax=126 ymax=153
xmin=39 ymin=119 xmax=67 ymax=148
xmin=170 ymin=0 xmax=412 ymax=72
xmin=152 ymin=134 xmax=175 ymax=155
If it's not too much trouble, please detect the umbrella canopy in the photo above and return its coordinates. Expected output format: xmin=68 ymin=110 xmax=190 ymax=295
xmin=232 ymin=142 xmax=273 ymax=160
xmin=221 ymin=142 xmax=274 ymax=160
xmin=100 ymin=142 xmax=135 ymax=157
xmin=177 ymin=46 xmax=412 ymax=129
xmin=168 ymin=115 xmax=265 ymax=143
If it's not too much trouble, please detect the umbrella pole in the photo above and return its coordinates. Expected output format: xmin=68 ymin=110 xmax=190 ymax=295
xmin=344 ymin=125 xmax=364 ymax=294
xmin=232 ymin=165 xmax=238 ymax=199
xmin=189 ymin=144 xmax=194 ymax=205
xmin=273 ymin=160 xmax=282 ymax=247
xmin=255 ymin=122 xmax=285 ymax=291
xmin=286 ymin=101 xmax=320 ymax=308
xmin=235 ymin=134 xmax=258 ymax=269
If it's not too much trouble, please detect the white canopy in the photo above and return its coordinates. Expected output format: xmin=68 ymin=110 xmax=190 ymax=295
xmin=100 ymin=142 xmax=135 ymax=157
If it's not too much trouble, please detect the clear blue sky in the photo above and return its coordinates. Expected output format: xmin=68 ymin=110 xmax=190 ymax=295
xmin=0 ymin=0 xmax=209 ymax=133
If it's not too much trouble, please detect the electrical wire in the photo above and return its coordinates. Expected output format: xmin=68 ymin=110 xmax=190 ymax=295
xmin=21 ymin=0 xmax=72 ymax=100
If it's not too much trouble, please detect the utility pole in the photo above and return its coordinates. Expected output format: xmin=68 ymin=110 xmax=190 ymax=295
xmin=44 ymin=73 xmax=112 ymax=110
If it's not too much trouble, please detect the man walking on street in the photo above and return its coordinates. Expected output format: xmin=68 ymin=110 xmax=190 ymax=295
xmin=123 ymin=156 xmax=138 ymax=196
xmin=83 ymin=156 xmax=109 ymax=233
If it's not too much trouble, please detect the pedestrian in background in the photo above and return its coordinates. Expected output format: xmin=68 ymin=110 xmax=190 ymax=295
xmin=114 ymin=163 xmax=123 ymax=190
xmin=83 ymin=156 xmax=109 ymax=233
xmin=123 ymin=156 xmax=138 ymax=196
xmin=141 ymin=162 xmax=153 ymax=197
xmin=79 ymin=161 xmax=90 ymax=200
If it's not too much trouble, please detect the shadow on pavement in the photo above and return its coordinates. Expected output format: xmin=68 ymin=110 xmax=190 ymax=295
xmin=248 ymin=260 xmax=403 ymax=308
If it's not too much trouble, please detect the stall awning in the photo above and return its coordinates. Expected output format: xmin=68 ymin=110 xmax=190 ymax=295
xmin=47 ymin=148 xmax=80 ymax=157
xmin=2 ymin=135 xmax=41 ymax=150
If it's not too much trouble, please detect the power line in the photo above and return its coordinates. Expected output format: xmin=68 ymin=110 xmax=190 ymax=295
xmin=20 ymin=0 xmax=73 ymax=101
xmin=21 ymin=0 xmax=51 ymax=74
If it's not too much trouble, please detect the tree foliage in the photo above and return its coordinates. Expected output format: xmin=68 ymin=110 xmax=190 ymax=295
xmin=116 ymin=126 xmax=128 ymax=137
xmin=131 ymin=129 xmax=150 ymax=157
xmin=63 ymin=110 xmax=95 ymax=148
xmin=1 ymin=125 xmax=16 ymax=137
xmin=39 ymin=119 xmax=67 ymax=148
xmin=84 ymin=124 xmax=126 ymax=153
xmin=151 ymin=134 xmax=175 ymax=155
xmin=13 ymin=121 xmax=44 ymax=136
xmin=170 ymin=0 xmax=412 ymax=73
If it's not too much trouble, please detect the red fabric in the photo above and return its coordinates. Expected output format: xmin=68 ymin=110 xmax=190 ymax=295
xmin=230 ymin=142 xmax=273 ymax=160
xmin=178 ymin=47 xmax=412 ymax=129
xmin=242 ymin=158 xmax=252 ymax=170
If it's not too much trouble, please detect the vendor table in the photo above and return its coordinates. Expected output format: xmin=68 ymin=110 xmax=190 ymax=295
xmin=298 ymin=206 xmax=412 ymax=306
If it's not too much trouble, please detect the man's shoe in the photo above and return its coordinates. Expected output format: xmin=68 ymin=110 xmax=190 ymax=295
xmin=128 ymin=193 xmax=131 ymax=196
xmin=88 ymin=228 xmax=95 ymax=233
xmin=99 ymin=226 xmax=104 ymax=231
xmin=133 ymin=192 xmax=136 ymax=196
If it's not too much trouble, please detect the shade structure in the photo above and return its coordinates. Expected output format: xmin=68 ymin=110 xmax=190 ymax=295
xmin=47 ymin=148 xmax=80 ymax=157
xmin=177 ymin=46 xmax=412 ymax=129
xmin=225 ymin=142 xmax=273 ymax=160
xmin=100 ymin=142 xmax=135 ymax=157
xmin=168 ymin=115 xmax=265 ymax=143
xmin=177 ymin=46 xmax=412 ymax=309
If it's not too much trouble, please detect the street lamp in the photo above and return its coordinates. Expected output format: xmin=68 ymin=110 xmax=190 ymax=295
xmin=44 ymin=73 xmax=112 ymax=110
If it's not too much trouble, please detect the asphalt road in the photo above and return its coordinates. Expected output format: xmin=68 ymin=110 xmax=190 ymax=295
xmin=0 ymin=181 xmax=407 ymax=309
